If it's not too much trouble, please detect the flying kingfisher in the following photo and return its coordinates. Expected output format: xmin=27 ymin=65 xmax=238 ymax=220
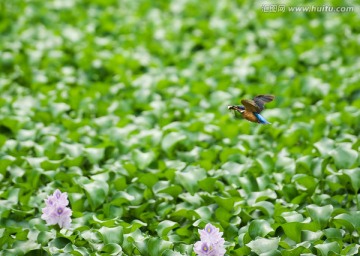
xmin=228 ymin=95 xmax=275 ymax=124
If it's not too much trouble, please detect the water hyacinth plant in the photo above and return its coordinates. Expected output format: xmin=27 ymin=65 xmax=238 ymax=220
xmin=194 ymin=224 xmax=225 ymax=256
xmin=1 ymin=1 xmax=360 ymax=255
xmin=41 ymin=189 xmax=72 ymax=229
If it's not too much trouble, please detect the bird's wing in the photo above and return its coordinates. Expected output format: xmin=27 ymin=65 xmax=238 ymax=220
xmin=241 ymin=99 xmax=261 ymax=112
xmin=253 ymin=95 xmax=275 ymax=112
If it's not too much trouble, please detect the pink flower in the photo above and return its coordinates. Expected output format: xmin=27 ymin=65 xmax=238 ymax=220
xmin=194 ymin=224 xmax=225 ymax=256
xmin=41 ymin=189 xmax=72 ymax=229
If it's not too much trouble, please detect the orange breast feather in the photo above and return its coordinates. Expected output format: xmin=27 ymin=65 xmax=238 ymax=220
xmin=243 ymin=111 xmax=258 ymax=123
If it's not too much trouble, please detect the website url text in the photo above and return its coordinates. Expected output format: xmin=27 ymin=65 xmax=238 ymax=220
xmin=262 ymin=5 xmax=355 ymax=13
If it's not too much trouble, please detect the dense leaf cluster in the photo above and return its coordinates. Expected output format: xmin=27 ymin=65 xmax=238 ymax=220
xmin=0 ymin=0 xmax=359 ymax=255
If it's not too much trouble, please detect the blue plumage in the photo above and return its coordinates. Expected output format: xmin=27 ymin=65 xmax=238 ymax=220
xmin=254 ymin=113 xmax=271 ymax=124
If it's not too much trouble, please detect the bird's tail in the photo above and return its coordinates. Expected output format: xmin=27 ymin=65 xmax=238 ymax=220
xmin=254 ymin=113 xmax=271 ymax=124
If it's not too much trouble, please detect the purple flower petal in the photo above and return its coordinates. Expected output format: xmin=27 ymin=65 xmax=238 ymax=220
xmin=194 ymin=241 xmax=216 ymax=256
xmin=199 ymin=224 xmax=224 ymax=245
xmin=194 ymin=224 xmax=225 ymax=256
xmin=41 ymin=189 xmax=72 ymax=229
xmin=52 ymin=189 xmax=69 ymax=206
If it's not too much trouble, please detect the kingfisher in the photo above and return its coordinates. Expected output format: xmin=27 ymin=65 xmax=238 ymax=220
xmin=228 ymin=94 xmax=275 ymax=124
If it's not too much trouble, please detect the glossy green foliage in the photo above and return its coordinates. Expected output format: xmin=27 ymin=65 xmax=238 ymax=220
xmin=0 ymin=0 xmax=359 ymax=255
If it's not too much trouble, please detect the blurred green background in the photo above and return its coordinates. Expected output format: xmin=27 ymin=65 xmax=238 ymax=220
xmin=0 ymin=0 xmax=359 ymax=255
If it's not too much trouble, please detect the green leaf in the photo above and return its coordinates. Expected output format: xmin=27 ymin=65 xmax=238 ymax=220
xmin=333 ymin=212 xmax=360 ymax=232
xmin=341 ymin=244 xmax=360 ymax=255
xmin=248 ymin=219 xmax=273 ymax=239
xmin=98 ymin=226 xmax=123 ymax=244
xmin=314 ymin=242 xmax=341 ymax=256
xmin=301 ymin=230 xmax=323 ymax=241
xmin=84 ymin=147 xmax=105 ymax=164
xmin=247 ymin=237 xmax=279 ymax=255
xmin=136 ymin=237 xmax=172 ymax=256
xmin=306 ymin=204 xmax=333 ymax=229
xmin=24 ymin=249 xmax=50 ymax=256
xmin=156 ymin=220 xmax=179 ymax=237
xmin=281 ymin=211 xmax=304 ymax=223
xmin=256 ymin=153 xmax=274 ymax=173
xmin=161 ymin=132 xmax=186 ymax=153
xmin=101 ymin=243 xmax=123 ymax=254
xmin=161 ymin=249 xmax=183 ymax=256
xmin=132 ymin=149 xmax=155 ymax=170
xmin=176 ymin=166 xmax=206 ymax=195
xmin=51 ymin=237 xmax=71 ymax=249
xmin=198 ymin=177 xmax=217 ymax=192
xmin=281 ymin=222 xmax=302 ymax=243
xmin=323 ymin=228 xmax=344 ymax=239
xmin=330 ymin=145 xmax=358 ymax=169
xmin=342 ymin=168 xmax=360 ymax=193
xmin=292 ymin=174 xmax=318 ymax=195
xmin=314 ymin=138 xmax=335 ymax=156
xmin=83 ymin=180 xmax=109 ymax=211
xmin=281 ymin=245 xmax=311 ymax=256
xmin=59 ymin=142 xmax=83 ymax=158
xmin=253 ymin=201 xmax=274 ymax=217
xmin=212 ymin=196 xmax=236 ymax=212
xmin=215 ymin=207 xmax=232 ymax=226
xmin=0 ymin=156 xmax=15 ymax=175
xmin=37 ymin=231 xmax=54 ymax=245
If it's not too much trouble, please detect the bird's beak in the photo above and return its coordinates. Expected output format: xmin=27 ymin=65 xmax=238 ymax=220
xmin=228 ymin=105 xmax=245 ymax=113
